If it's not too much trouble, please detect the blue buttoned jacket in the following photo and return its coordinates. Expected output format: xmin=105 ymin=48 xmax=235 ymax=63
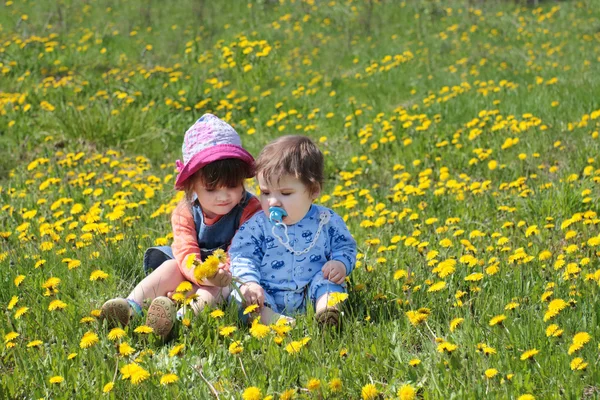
xmin=230 ymin=204 xmax=357 ymax=297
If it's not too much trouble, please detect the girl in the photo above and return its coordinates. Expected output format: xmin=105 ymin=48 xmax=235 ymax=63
xmin=101 ymin=114 xmax=260 ymax=338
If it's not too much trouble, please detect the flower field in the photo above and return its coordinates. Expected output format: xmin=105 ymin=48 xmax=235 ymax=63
xmin=1 ymin=0 xmax=600 ymax=398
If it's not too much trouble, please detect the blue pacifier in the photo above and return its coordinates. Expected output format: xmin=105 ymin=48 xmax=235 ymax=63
xmin=269 ymin=206 xmax=287 ymax=224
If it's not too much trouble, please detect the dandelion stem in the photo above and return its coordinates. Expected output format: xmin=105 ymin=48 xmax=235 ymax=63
xmin=112 ymin=354 xmax=119 ymax=382
xmin=193 ymin=364 xmax=220 ymax=399
xmin=237 ymin=355 xmax=249 ymax=382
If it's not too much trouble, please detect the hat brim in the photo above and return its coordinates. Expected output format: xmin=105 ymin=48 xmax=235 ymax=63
xmin=174 ymin=144 xmax=254 ymax=190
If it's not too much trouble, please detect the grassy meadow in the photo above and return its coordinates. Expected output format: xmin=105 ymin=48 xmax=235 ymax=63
xmin=2 ymin=0 xmax=600 ymax=398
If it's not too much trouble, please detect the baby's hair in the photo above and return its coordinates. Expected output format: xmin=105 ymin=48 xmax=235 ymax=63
xmin=182 ymin=158 xmax=252 ymax=203
xmin=255 ymin=135 xmax=323 ymax=195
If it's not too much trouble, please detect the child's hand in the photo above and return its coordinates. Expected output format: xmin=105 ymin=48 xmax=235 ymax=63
xmin=240 ymin=282 xmax=265 ymax=309
xmin=322 ymin=260 xmax=346 ymax=284
xmin=206 ymin=268 xmax=232 ymax=287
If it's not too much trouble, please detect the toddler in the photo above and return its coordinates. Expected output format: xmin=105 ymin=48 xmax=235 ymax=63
xmin=101 ymin=114 xmax=260 ymax=337
xmin=229 ymin=135 xmax=357 ymax=326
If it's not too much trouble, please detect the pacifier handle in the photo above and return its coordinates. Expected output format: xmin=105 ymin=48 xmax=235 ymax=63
xmin=269 ymin=206 xmax=287 ymax=224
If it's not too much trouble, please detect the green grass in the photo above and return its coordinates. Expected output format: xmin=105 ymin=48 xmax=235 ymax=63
xmin=2 ymin=0 xmax=600 ymax=398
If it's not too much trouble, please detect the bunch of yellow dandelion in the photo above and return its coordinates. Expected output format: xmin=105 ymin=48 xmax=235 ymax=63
xmin=186 ymin=249 xmax=228 ymax=282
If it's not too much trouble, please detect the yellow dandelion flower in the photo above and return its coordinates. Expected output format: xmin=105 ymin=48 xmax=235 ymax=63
xmin=185 ymin=253 xmax=197 ymax=269
xmin=169 ymin=343 xmax=185 ymax=357
xmin=194 ymin=256 xmax=220 ymax=281
xmin=544 ymin=299 xmax=568 ymax=321
xmin=250 ymin=319 xmax=271 ymax=339
xmin=439 ymin=238 xmax=453 ymax=247
xmin=219 ymin=326 xmax=237 ymax=337
xmin=102 ymin=382 xmax=114 ymax=393
xmin=361 ymin=383 xmax=378 ymax=400
xmin=517 ymin=395 xmax=535 ymax=400
xmin=160 ymin=373 xmax=179 ymax=385
xmin=545 ymin=324 xmax=563 ymax=337
xmin=489 ymin=314 xmax=506 ymax=326
xmin=171 ymin=293 xmax=186 ymax=303
xmin=398 ymin=383 xmax=417 ymax=400
xmin=210 ymin=309 xmax=225 ymax=319
xmin=229 ymin=341 xmax=244 ymax=355
xmin=67 ymin=353 xmax=77 ymax=360
xmin=327 ymin=292 xmax=349 ymax=307
xmin=408 ymin=358 xmax=421 ymax=366
xmin=212 ymin=248 xmax=227 ymax=263
xmin=427 ymin=281 xmax=446 ymax=292
xmin=406 ymin=310 xmax=429 ymax=326
xmin=26 ymin=340 xmax=43 ymax=348
xmin=134 ymin=325 xmax=154 ymax=334
xmin=243 ymin=304 xmax=259 ymax=315
xmin=570 ymin=357 xmax=588 ymax=371
xmin=520 ymin=349 xmax=539 ymax=361
xmin=328 ymin=378 xmax=342 ymax=392
xmin=42 ymin=277 xmax=61 ymax=290
xmin=437 ymin=341 xmax=458 ymax=353
xmin=130 ymin=367 xmax=150 ymax=385
xmin=242 ymin=386 xmax=262 ymax=400
xmin=7 ymin=296 xmax=18 ymax=310
xmin=285 ymin=337 xmax=311 ymax=354
xmin=119 ymin=342 xmax=135 ymax=356
xmin=89 ymin=270 xmax=109 ymax=281
xmin=175 ymin=281 xmax=193 ymax=293
xmin=450 ymin=317 xmax=464 ymax=332
xmin=80 ymin=331 xmax=99 ymax=349
xmin=49 ymin=376 xmax=64 ymax=384
xmin=464 ymin=272 xmax=484 ymax=282
xmin=48 ymin=299 xmax=67 ymax=311
xmin=280 ymin=388 xmax=297 ymax=399
xmin=485 ymin=368 xmax=498 ymax=378
xmin=6 ymin=331 xmax=21 ymax=342
xmin=568 ymin=332 xmax=591 ymax=355
xmin=15 ymin=307 xmax=29 ymax=319
xmin=306 ymin=378 xmax=321 ymax=391
xmin=14 ymin=275 xmax=26 ymax=287
xmin=108 ymin=328 xmax=127 ymax=340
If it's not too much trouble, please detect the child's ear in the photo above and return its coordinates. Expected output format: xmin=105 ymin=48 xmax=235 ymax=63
xmin=311 ymin=187 xmax=321 ymax=201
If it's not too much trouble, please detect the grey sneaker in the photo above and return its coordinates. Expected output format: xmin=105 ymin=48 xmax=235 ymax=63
xmin=101 ymin=298 xmax=133 ymax=328
xmin=146 ymin=296 xmax=177 ymax=339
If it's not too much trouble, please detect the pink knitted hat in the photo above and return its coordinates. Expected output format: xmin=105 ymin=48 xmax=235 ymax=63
xmin=174 ymin=114 xmax=254 ymax=190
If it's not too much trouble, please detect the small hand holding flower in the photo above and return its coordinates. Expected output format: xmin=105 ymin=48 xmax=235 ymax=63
xmin=206 ymin=266 xmax=232 ymax=287
xmin=240 ymin=282 xmax=265 ymax=309
xmin=322 ymin=260 xmax=346 ymax=284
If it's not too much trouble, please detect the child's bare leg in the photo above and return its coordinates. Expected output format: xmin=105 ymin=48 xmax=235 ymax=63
xmin=127 ymin=259 xmax=185 ymax=306
xmin=257 ymin=306 xmax=295 ymax=326
xmin=315 ymin=293 xmax=340 ymax=326
xmin=189 ymin=286 xmax=231 ymax=314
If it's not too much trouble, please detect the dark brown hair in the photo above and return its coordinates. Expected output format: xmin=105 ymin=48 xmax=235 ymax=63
xmin=255 ymin=135 xmax=324 ymax=195
xmin=183 ymin=158 xmax=253 ymax=202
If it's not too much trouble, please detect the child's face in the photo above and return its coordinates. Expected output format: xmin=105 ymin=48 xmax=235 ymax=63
xmin=193 ymin=181 xmax=244 ymax=219
xmin=258 ymin=173 xmax=319 ymax=225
